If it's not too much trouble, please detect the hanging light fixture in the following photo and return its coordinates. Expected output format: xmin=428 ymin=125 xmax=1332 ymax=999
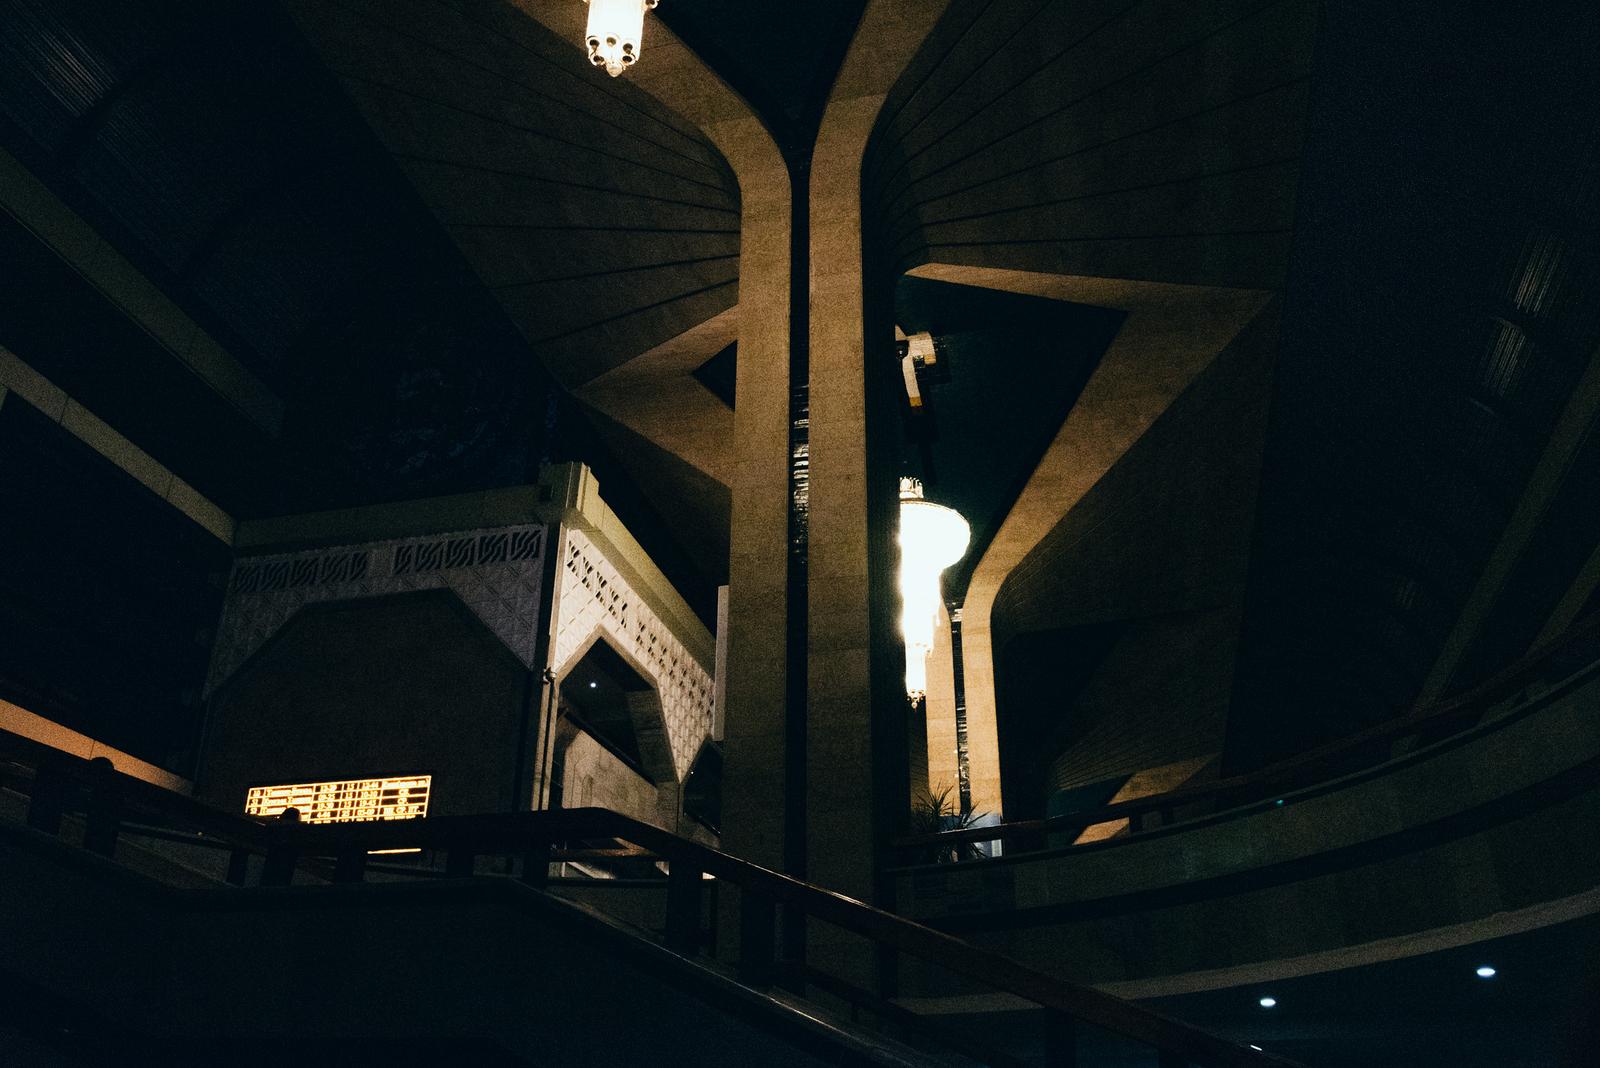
xmin=899 ymin=478 xmax=970 ymax=702
xmin=584 ymin=0 xmax=659 ymax=78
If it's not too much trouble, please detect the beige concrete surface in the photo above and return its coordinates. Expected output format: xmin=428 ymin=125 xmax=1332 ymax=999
xmin=804 ymin=0 xmax=952 ymax=940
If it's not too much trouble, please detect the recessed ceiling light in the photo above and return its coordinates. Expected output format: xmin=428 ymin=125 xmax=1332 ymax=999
xmin=588 ymin=681 xmax=598 ymax=689
xmin=1476 ymin=965 xmax=1497 ymax=979
xmin=1258 ymin=996 xmax=1278 ymax=1009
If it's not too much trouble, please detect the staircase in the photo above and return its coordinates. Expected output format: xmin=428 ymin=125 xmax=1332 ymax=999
xmin=0 ymin=731 xmax=1298 ymax=1067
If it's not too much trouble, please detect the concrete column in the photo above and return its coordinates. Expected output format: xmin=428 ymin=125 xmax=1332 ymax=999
xmin=516 ymin=3 xmax=795 ymax=873
xmin=717 ymin=154 xmax=793 ymax=872
xmin=807 ymin=0 xmax=952 ymax=921
xmin=622 ymin=25 xmax=794 ymax=876
xmin=922 ymin=601 xmax=960 ymax=802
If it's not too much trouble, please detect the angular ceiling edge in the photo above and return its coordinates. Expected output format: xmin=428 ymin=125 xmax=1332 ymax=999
xmin=911 ymin=262 xmax=1275 ymax=818
xmin=575 ymin=304 xmax=738 ymax=487
xmin=578 ymin=401 xmax=732 ymax=589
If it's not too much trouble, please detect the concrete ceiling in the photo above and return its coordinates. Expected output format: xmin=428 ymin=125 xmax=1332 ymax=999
xmin=281 ymin=0 xmax=744 ymax=390
xmin=655 ymin=0 xmax=869 ymax=151
xmin=2 ymin=0 xmax=1594 ymax=766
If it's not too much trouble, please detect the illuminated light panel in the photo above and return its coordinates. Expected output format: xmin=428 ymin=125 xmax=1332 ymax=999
xmin=898 ymin=478 xmax=969 ymax=701
xmin=245 ymin=775 xmax=431 ymax=824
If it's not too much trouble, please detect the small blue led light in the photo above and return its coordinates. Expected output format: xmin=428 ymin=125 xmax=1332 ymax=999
xmin=1258 ymin=996 xmax=1277 ymax=1009
xmin=1476 ymin=965 xmax=1497 ymax=979
xmin=1275 ymin=799 xmax=1284 ymax=806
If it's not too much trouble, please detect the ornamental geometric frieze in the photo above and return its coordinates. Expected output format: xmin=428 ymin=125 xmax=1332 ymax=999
xmin=553 ymin=528 xmax=714 ymax=781
xmin=206 ymin=525 xmax=546 ymax=696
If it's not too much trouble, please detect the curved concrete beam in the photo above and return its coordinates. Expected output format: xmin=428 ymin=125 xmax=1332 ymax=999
xmin=910 ymin=264 xmax=1275 ymax=817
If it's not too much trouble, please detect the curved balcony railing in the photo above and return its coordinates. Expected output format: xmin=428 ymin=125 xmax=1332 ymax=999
xmin=891 ymin=613 xmax=1600 ymax=864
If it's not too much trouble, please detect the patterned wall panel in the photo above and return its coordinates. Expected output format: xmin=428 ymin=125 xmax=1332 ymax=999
xmin=207 ymin=525 xmax=546 ymax=696
xmin=553 ymin=528 xmax=714 ymax=781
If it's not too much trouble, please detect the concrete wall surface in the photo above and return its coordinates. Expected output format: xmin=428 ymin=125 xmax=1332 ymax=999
xmin=199 ymin=591 xmax=531 ymax=819
xmin=867 ymin=0 xmax=1318 ymax=289
xmin=560 ymin=728 xmax=662 ymax=827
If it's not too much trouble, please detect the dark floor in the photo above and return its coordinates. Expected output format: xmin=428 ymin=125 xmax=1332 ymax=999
xmin=903 ymin=911 xmax=1600 ymax=1065
xmin=1148 ymin=911 xmax=1600 ymax=1066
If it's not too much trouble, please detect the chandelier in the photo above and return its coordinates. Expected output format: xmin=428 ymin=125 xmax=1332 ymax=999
xmin=898 ymin=478 xmax=970 ymax=701
xmin=584 ymin=0 xmax=660 ymax=78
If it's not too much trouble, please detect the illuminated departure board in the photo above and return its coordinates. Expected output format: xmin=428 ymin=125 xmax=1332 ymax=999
xmin=245 ymin=775 xmax=431 ymax=824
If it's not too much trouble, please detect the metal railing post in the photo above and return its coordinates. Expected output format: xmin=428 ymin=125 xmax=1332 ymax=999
xmin=446 ymin=847 xmax=477 ymax=878
xmin=24 ymin=753 xmax=69 ymax=836
xmin=261 ymin=807 xmax=302 ymax=886
xmin=82 ymin=757 xmax=122 ymax=857
xmin=225 ymin=847 xmax=251 ymax=886
xmin=665 ymin=860 xmax=703 ymax=954
xmin=334 ymin=843 xmax=368 ymax=883
xmin=738 ymin=891 xmax=777 ymax=989
xmin=520 ymin=832 xmax=551 ymax=888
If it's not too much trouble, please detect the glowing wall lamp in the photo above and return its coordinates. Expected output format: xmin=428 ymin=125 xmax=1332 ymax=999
xmin=585 ymin=0 xmax=659 ymax=78
xmin=899 ymin=478 xmax=970 ymax=701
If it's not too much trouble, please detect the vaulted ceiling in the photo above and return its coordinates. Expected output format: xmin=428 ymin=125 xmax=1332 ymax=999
xmin=1 ymin=0 xmax=1596 ymax=770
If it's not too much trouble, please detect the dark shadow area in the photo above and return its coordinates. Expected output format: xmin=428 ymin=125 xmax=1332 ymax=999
xmin=1227 ymin=0 xmax=1600 ymax=770
xmin=993 ymin=622 xmax=1127 ymax=823
xmin=557 ymin=638 xmax=659 ymax=784
xmin=693 ymin=341 xmax=739 ymax=410
xmin=892 ymin=275 xmax=1125 ymax=600
xmin=0 ymin=396 xmax=227 ymax=774
xmin=1148 ymin=911 xmax=1600 ymax=1067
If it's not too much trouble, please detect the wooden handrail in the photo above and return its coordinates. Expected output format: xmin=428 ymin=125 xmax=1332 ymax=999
xmin=0 ymin=728 xmax=1302 ymax=1067
xmin=0 ymin=731 xmax=268 ymax=849
xmin=896 ymin=611 xmax=1600 ymax=853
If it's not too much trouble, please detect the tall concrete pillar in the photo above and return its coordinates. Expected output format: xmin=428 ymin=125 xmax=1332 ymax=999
xmin=632 ymin=44 xmax=795 ymax=877
xmin=807 ymin=0 xmax=952 ymax=923
xmin=517 ymin=2 xmax=795 ymax=874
